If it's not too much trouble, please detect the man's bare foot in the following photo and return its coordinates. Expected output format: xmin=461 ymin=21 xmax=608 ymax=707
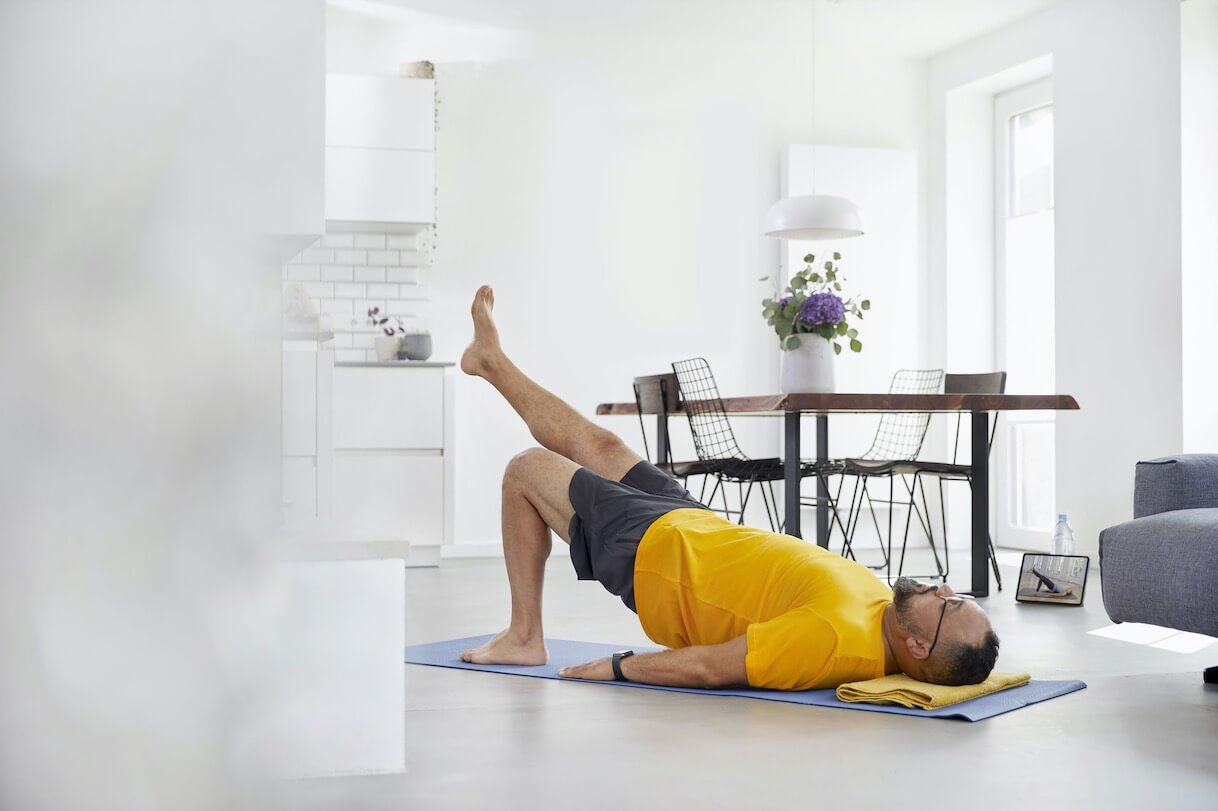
xmin=460 ymin=628 xmax=548 ymax=666
xmin=459 ymin=285 xmax=503 ymax=378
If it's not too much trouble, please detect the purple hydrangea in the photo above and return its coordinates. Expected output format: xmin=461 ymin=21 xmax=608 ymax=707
xmin=799 ymin=292 xmax=845 ymax=327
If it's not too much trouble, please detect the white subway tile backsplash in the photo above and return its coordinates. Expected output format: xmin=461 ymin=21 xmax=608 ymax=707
xmin=385 ymin=267 xmax=418 ymax=283
xmin=366 ymin=283 xmax=399 ymax=298
xmin=320 ymin=299 xmax=353 ymax=315
xmin=285 ymin=232 xmax=433 ymax=351
xmin=398 ymin=284 xmax=430 ymax=300
xmin=355 ymin=300 xmax=387 ymax=317
xmin=385 ymin=301 xmax=417 ymax=316
xmin=328 ymin=333 xmax=354 ymax=348
xmin=301 ymin=247 xmax=334 ymax=264
xmin=335 ymin=249 xmax=366 ymax=265
xmin=386 ymin=234 xmax=419 ymax=250
xmin=367 ymin=249 xmax=399 ymax=265
xmin=287 ymin=264 xmax=321 ymax=281
xmin=303 ymin=282 xmax=334 ymax=298
xmin=322 ymin=265 xmax=354 ymax=282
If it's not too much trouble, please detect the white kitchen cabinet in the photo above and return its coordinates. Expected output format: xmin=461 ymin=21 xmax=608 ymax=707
xmin=324 ymin=147 xmax=435 ymax=226
xmin=330 ymin=363 xmax=454 ymax=565
xmin=325 ymin=74 xmax=434 ymax=228
xmin=326 ymin=75 xmax=434 ymax=151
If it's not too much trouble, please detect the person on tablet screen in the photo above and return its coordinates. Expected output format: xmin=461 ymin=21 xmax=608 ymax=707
xmin=457 ymin=285 xmax=1000 ymax=690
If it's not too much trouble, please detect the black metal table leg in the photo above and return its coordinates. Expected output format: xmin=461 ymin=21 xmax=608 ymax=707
xmin=816 ymin=414 xmax=829 ymax=548
xmin=785 ymin=411 xmax=801 ymax=538
xmin=655 ymin=414 xmax=669 ymax=466
xmin=970 ymin=411 xmax=990 ymax=597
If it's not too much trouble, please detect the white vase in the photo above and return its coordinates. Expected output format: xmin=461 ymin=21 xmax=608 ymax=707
xmin=374 ymin=334 xmax=401 ymax=361
xmin=780 ymin=335 xmax=835 ymax=393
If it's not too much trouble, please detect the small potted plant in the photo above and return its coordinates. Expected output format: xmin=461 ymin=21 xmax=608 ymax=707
xmin=368 ymin=307 xmax=406 ymax=361
xmin=401 ymin=327 xmax=432 ymax=361
xmin=760 ymin=252 xmax=870 ymax=393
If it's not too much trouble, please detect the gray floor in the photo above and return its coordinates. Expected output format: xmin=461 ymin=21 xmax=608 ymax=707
xmin=281 ymin=550 xmax=1218 ymax=811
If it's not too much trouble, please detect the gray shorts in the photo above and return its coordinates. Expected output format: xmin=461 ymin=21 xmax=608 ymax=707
xmin=567 ymin=460 xmax=710 ymax=612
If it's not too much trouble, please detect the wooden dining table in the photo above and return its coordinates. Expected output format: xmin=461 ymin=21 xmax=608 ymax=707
xmin=596 ymin=392 xmax=1079 ymax=597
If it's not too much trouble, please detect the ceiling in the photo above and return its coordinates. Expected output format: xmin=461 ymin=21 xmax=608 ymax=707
xmin=330 ymin=0 xmax=1067 ymax=60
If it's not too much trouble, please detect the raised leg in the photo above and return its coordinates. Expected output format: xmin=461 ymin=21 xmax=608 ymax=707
xmin=460 ymin=447 xmax=580 ymax=665
xmin=461 ymin=285 xmax=642 ymax=481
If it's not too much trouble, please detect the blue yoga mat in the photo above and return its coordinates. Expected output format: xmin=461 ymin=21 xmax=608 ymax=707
xmin=406 ymin=635 xmax=1086 ymax=722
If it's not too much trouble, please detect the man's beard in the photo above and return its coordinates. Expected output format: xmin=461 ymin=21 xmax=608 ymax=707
xmin=891 ymin=576 xmax=925 ymax=636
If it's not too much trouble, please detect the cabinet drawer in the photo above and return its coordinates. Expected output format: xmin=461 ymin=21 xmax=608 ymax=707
xmin=325 ymin=147 xmax=434 ymax=224
xmin=326 ymin=75 xmax=435 ymax=151
xmin=332 ymin=453 xmax=443 ymax=544
xmin=332 ymin=367 xmax=443 ymax=449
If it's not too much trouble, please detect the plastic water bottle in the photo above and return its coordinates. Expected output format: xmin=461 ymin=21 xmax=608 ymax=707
xmin=1052 ymin=514 xmax=1075 ymax=555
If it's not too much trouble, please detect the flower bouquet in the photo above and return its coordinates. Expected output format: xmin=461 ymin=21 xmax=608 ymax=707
xmin=761 ymin=252 xmax=870 ymax=355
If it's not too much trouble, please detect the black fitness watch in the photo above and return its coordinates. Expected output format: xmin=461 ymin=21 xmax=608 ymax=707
xmin=611 ymin=649 xmax=634 ymax=681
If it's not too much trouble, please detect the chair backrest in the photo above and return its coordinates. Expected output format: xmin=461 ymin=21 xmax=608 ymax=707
xmin=670 ymin=358 xmax=748 ymax=463
xmin=632 ymin=373 xmax=680 ymax=463
xmin=857 ymin=368 xmax=944 ymax=461
xmin=944 ymin=371 xmax=1007 ymax=463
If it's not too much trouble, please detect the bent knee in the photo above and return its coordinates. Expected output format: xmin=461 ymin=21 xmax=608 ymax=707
xmin=503 ymin=447 xmax=563 ymax=486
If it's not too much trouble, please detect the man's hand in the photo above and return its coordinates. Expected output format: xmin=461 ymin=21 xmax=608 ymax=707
xmin=556 ymin=636 xmax=748 ymax=689
xmin=558 ymin=658 xmax=614 ymax=681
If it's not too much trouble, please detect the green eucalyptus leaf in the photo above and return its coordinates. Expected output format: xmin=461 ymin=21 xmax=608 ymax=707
xmin=836 ymin=321 xmax=848 ymax=335
xmin=834 ymin=282 xmax=841 ymax=291
xmin=847 ymin=328 xmax=858 ymax=338
xmin=833 ymin=251 xmax=841 ymax=260
xmin=850 ymin=338 xmax=862 ymax=352
xmin=803 ymin=254 xmax=815 ymax=264
xmin=759 ymin=276 xmax=769 ymax=282
xmin=824 ymin=261 xmax=832 ymax=271
xmin=785 ymin=335 xmax=801 ymax=350
xmin=833 ymin=342 xmax=843 ymax=355
xmin=861 ymin=300 xmax=871 ymax=310
xmin=790 ymin=276 xmax=807 ymax=290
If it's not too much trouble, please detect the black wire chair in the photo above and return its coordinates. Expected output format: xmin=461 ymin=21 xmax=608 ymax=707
xmin=895 ymin=371 xmax=1007 ymax=590
xmin=831 ymin=368 xmax=944 ymax=578
xmin=670 ymin=357 xmax=844 ymax=533
xmin=632 ymin=373 xmax=724 ymax=506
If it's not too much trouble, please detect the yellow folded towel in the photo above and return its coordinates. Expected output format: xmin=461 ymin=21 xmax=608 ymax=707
xmin=835 ymin=672 xmax=1031 ymax=710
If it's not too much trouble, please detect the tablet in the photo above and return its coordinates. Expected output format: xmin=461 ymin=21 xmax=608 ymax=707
xmin=1014 ymin=553 xmax=1090 ymax=606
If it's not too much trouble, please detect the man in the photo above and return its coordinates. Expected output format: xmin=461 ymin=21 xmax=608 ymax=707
xmin=459 ymin=285 xmax=1000 ymax=689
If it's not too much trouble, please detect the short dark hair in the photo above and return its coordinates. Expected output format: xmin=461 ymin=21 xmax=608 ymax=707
xmin=926 ymin=630 xmax=1001 ymax=686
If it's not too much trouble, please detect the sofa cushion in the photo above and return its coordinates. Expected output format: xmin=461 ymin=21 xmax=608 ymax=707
xmin=1134 ymin=454 xmax=1218 ymax=518
xmin=1099 ymin=507 xmax=1218 ymax=637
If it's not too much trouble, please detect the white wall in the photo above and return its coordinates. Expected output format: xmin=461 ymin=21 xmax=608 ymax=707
xmin=325 ymin=4 xmax=931 ymax=549
xmin=928 ymin=0 xmax=1184 ymax=558
xmin=1182 ymin=0 xmax=1218 ymax=452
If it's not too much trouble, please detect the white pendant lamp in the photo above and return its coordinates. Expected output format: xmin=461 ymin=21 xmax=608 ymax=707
xmin=763 ymin=194 xmax=863 ymax=240
xmin=764 ymin=1 xmax=863 ymax=242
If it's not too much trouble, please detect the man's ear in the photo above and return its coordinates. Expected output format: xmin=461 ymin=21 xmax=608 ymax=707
xmin=906 ymin=633 xmax=931 ymax=661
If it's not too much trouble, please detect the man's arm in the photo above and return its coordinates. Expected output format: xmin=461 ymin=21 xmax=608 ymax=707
xmin=558 ymin=635 xmax=748 ymax=689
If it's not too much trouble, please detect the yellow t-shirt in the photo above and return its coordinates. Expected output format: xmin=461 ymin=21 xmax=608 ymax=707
xmin=633 ymin=508 xmax=893 ymax=690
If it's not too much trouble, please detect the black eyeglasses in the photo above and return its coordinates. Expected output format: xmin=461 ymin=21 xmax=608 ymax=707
xmin=920 ymin=584 xmax=976 ymax=657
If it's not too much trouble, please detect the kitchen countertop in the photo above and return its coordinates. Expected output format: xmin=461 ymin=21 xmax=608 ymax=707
xmin=335 ymin=360 xmax=455 ymax=368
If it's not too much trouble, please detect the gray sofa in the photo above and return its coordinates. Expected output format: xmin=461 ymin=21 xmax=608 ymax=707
xmin=1099 ymin=454 xmax=1218 ymax=682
